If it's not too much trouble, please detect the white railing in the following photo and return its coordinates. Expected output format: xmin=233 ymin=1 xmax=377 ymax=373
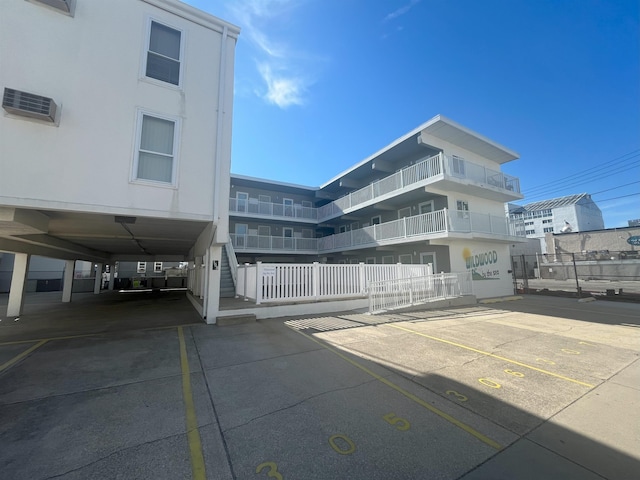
xmin=316 ymin=153 xmax=521 ymax=222
xmin=318 ymin=209 xmax=449 ymax=251
xmin=444 ymin=156 xmax=520 ymax=193
xmin=225 ymin=240 xmax=239 ymax=286
xmin=229 ymin=198 xmax=318 ymax=221
xmin=368 ymin=272 xmax=473 ymax=314
xmin=187 ymin=260 xmax=206 ymax=299
xmin=317 ymin=153 xmax=444 ymax=221
xmin=231 ymin=234 xmax=319 ymax=252
xmin=236 ymin=262 xmax=433 ymax=305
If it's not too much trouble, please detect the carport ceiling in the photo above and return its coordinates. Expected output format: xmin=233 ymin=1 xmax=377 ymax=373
xmin=1 ymin=209 xmax=210 ymax=261
xmin=46 ymin=211 xmax=209 ymax=257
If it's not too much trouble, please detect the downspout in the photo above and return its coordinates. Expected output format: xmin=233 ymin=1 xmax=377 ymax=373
xmin=203 ymin=24 xmax=229 ymax=320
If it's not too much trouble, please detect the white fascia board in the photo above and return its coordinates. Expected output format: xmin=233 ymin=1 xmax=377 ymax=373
xmin=141 ymin=0 xmax=240 ymax=37
xmin=422 ymin=114 xmax=520 ymax=163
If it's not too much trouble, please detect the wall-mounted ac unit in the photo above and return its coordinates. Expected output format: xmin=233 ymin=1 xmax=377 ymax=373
xmin=2 ymin=88 xmax=57 ymax=123
xmin=32 ymin=0 xmax=74 ymax=14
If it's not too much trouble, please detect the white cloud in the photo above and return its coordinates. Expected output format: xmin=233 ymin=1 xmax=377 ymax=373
xmin=258 ymin=63 xmax=305 ymax=108
xmin=384 ymin=0 xmax=421 ymax=22
xmin=224 ymin=0 xmax=313 ymax=108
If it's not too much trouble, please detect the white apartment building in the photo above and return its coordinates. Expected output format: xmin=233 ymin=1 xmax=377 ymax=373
xmin=0 ymin=0 xmax=239 ymax=322
xmin=229 ymin=115 xmax=527 ymax=299
xmin=507 ymin=194 xmax=605 ymax=253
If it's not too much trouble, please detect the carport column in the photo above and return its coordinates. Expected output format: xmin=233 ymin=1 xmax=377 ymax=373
xmin=107 ymin=264 xmax=115 ymax=290
xmin=7 ymin=253 xmax=30 ymax=317
xmin=203 ymin=245 xmax=222 ymax=325
xmin=62 ymin=259 xmax=76 ymax=303
xmin=93 ymin=263 xmax=103 ymax=294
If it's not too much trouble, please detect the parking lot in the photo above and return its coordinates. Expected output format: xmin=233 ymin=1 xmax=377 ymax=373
xmin=1 ymin=293 xmax=639 ymax=479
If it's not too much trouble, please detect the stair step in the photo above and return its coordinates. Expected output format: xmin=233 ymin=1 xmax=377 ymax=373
xmin=216 ymin=313 xmax=257 ymax=326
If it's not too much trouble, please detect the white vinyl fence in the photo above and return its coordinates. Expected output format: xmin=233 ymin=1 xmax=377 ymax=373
xmin=236 ymin=262 xmax=434 ymax=305
xmin=368 ymin=272 xmax=473 ymax=314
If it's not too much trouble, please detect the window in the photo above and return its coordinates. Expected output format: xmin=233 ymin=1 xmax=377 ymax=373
xmin=339 ymin=225 xmax=347 ymax=233
xmin=258 ymin=226 xmax=270 ymax=236
xmin=398 ymin=207 xmax=411 ymax=219
xmin=302 ymin=200 xmax=313 ymax=208
xmin=525 ymin=229 xmax=536 ymax=235
xmin=544 ymin=227 xmax=554 ymax=233
xmin=542 ymin=219 xmax=553 ymax=224
xmin=399 ymin=254 xmax=412 ymax=264
xmin=351 ymin=222 xmax=360 ymax=230
xmin=382 ymin=255 xmax=394 ymax=264
xmin=154 ymin=262 xmax=163 ymax=273
xmin=134 ymin=112 xmax=178 ymax=184
xmin=456 ymin=200 xmax=469 ymax=211
xmin=419 ymin=201 xmax=434 ymax=214
xmin=371 ymin=215 xmax=382 ymax=225
xmin=452 ymin=155 xmax=466 ymax=176
xmin=137 ymin=262 xmax=147 ymax=274
xmin=145 ymin=20 xmax=182 ymax=86
xmin=259 ymin=195 xmax=271 ymax=203
xmin=420 ymin=252 xmax=437 ymax=271
xmin=366 ymin=257 xmax=376 ymax=264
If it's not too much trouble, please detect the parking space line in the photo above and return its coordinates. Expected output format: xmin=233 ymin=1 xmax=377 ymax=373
xmin=177 ymin=326 xmax=206 ymax=480
xmin=387 ymin=324 xmax=594 ymax=388
xmin=290 ymin=327 xmax=502 ymax=451
xmin=0 ymin=339 xmax=48 ymax=373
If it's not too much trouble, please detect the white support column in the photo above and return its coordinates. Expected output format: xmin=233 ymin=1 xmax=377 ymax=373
xmin=203 ymin=245 xmax=221 ymax=325
xmin=7 ymin=253 xmax=30 ymax=317
xmin=93 ymin=263 xmax=103 ymax=294
xmin=62 ymin=260 xmax=75 ymax=303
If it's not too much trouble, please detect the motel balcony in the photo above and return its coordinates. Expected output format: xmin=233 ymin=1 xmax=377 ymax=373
xmin=230 ymin=208 xmax=526 ymax=254
xmin=229 ymin=198 xmax=318 ymax=223
xmin=317 ymin=153 xmax=523 ymax=222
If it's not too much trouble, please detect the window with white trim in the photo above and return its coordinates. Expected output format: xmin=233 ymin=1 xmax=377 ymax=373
xmin=382 ymin=255 xmax=394 ymax=264
xmin=134 ymin=112 xmax=178 ymax=184
xmin=137 ymin=262 xmax=147 ymax=274
xmin=452 ymin=155 xmax=466 ymax=176
xmin=154 ymin=262 xmax=163 ymax=273
xmin=258 ymin=225 xmax=270 ymax=236
xmin=371 ymin=215 xmax=382 ymax=225
xmin=399 ymin=254 xmax=412 ymax=264
xmin=145 ymin=20 xmax=182 ymax=86
xmin=366 ymin=257 xmax=376 ymax=264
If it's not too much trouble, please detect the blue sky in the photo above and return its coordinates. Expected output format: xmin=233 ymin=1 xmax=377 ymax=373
xmin=186 ymin=0 xmax=639 ymax=228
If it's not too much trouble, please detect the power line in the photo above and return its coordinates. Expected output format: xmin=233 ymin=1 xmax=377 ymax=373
xmin=595 ymin=192 xmax=640 ymax=203
xmin=521 ymin=149 xmax=640 ymax=195
xmin=591 ymin=181 xmax=640 ymax=196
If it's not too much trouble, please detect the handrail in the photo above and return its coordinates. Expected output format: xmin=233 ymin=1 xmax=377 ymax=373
xmin=225 ymin=238 xmax=238 ymax=286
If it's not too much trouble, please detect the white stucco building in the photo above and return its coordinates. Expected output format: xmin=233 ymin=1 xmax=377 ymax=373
xmin=0 ymin=0 xmax=239 ymax=321
xmin=507 ymin=194 xmax=605 ymax=253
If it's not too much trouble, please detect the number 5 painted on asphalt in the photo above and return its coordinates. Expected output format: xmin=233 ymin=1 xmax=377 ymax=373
xmin=383 ymin=412 xmax=410 ymax=431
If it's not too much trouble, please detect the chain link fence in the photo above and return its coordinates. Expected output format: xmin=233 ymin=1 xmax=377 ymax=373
xmin=511 ymin=251 xmax=640 ymax=300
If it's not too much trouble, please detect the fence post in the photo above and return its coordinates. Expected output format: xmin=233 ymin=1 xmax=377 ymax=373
xmin=520 ymin=254 xmax=529 ymax=292
xmin=256 ymin=261 xmax=262 ymax=305
xmin=359 ymin=262 xmax=366 ymax=295
xmin=243 ymin=263 xmax=249 ymax=301
xmin=313 ymin=262 xmax=319 ymax=300
xmin=571 ymin=253 xmax=581 ymax=296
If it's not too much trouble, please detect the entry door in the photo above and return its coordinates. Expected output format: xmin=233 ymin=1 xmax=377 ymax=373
xmin=283 ymin=227 xmax=294 ymax=249
xmin=236 ymin=192 xmax=248 ymax=213
xmin=420 ymin=252 xmax=437 ymax=273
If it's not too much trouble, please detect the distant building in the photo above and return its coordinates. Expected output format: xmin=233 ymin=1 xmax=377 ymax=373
xmin=629 ymin=219 xmax=640 ymax=227
xmin=507 ymin=193 xmax=604 ymax=253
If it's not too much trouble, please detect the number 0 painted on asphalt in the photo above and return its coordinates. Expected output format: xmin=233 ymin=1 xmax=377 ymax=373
xmin=479 ymin=378 xmax=501 ymax=389
xmin=329 ymin=434 xmax=356 ymax=455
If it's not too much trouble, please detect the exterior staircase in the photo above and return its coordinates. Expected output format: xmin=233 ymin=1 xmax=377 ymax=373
xmin=219 ymin=245 xmax=236 ymax=298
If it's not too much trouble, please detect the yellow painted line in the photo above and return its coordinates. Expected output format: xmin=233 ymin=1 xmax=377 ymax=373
xmin=388 ymin=324 xmax=594 ymax=388
xmin=0 ymin=323 xmax=205 ymax=346
xmin=0 ymin=339 xmax=48 ymax=373
xmin=178 ymin=327 xmax=206 ymax=480
xmin=291 ymin=327 xmax=502 ymax=451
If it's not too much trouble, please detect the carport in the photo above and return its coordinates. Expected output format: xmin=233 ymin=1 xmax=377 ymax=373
xmin=0 ymin=206 xmax=221 ymax=324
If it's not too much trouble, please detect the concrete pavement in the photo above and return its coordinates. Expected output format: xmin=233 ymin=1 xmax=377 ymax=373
xmin=0 ymin=293 xmax=638 ymax=479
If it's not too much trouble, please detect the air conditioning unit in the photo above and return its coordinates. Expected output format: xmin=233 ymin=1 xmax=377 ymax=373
xmin=32 ymin=0 xmax=74 ymax=14
xmin=2 ymin=88 xmax=57 ymax=123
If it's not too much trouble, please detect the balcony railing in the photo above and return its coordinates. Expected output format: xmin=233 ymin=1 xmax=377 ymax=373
xmin=230 ymin=234 xmax=318 ymax=252
xmin=229 ymin=198 xmax=318 ymax=221
xmin=229 ymin=209 xmax=525 ymax=254
xmin=317 ymin=153 xmax=521 ymax=222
